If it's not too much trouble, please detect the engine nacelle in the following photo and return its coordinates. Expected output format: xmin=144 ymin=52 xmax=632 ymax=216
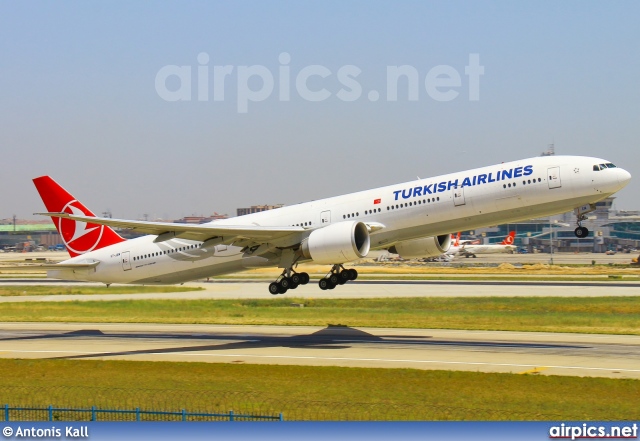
xmin=301 ymin=221 xmax=370 ymax=264
xmin=389 ymin=234 xmax=451 ymax=259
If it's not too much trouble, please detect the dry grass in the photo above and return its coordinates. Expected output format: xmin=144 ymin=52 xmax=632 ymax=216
xmin=241 ymin=262 xmax=640 ymax=277
xmin=0 ymin=286 xmax=203 ymax=296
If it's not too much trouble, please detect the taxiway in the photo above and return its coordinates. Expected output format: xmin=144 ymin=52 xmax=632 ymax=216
xmin=0 ymin=322 xmax=638 ymax=379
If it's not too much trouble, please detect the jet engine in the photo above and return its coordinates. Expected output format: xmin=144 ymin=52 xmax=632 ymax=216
xmin=388 ymin=234 xmax=451 ymax=259
xmin=301 ymin=221 xmax=370 ymax=264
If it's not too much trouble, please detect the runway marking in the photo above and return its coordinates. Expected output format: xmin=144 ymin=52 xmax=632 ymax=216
xmin=1 ymin=349 xmax=639 ymax=374
xmin=518 ymin=367 xmax=548 ymax=375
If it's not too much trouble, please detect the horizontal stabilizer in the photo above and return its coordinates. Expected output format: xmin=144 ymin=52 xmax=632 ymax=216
xmin=0 ymin=260 xmax=100 ymax=271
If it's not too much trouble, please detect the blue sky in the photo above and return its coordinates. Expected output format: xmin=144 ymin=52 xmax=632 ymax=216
xmin=2 ymin=1 xmax=639 ymax=219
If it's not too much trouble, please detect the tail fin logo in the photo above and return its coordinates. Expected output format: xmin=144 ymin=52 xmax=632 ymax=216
xmin=502 ymin=231 xmax=515 ymax=245
xmin=58 ymin=200 xmax=106 ymax=255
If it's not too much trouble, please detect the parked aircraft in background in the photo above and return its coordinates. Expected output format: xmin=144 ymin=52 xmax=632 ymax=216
xmin=31 ymin=156 xmax=630 ymax=294
xmin=459 ymin=231 xmax=516 ymax=258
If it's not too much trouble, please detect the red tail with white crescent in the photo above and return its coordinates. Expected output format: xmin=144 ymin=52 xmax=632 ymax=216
xmin=501 ymin=231 xmax=515 ymax=245
xmin=33 ymin=176 xmax=126 ymax=257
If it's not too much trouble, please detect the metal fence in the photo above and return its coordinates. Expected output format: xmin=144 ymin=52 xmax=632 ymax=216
xmin=2 ymin=404 xmax=283 ymax=422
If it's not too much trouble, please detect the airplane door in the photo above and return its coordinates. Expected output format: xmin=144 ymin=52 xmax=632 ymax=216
xmin=121 ymin=251 xmax=132 ymax=271
xmin=453 ymin=186 xmax=466 ymax=206
xmin=320 ymin=210 xmax=331 ymax=225
xmin=548 ymin=167 xmax=561 ymax=189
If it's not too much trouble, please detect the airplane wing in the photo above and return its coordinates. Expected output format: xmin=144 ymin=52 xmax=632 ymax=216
xmin=37 ymin=212 xmax=306 ymax=245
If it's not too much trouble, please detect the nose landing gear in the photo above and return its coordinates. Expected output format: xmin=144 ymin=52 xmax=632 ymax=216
xmin=573 ymin=203 xmax=596 ymax=238
xmin=573 ymin=214 xmax=589 ymax=239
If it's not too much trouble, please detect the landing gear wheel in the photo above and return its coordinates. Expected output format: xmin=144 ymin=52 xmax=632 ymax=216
xmin=268 ymin=282 xmax=280 ymax=295
xmin=574 ymin=226 xmax=589 ymax=238
xmin=348 ymin=269 xmax=358 ymax=280
xmin=299 ymin=272 xmax=310 ymax=285
xmin=328 ymin=273 xmax=339 ymax=286
xmin=338 ymin=270 xmax=350 ymax=285
xmin=277 ymin=278 xmax=291 ymax=294
xmin=318 ymin=278 xmax=330 ymax=290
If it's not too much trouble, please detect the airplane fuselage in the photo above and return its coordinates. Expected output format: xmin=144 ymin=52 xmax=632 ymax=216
xmin=460 ymin=244 xmax=517 ymax=256
xmin=50 ymin=155 xmax=630 ymax=284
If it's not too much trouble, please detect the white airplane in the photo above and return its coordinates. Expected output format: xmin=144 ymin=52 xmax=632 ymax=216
xmin=30 ymin=155 xmax=630 ymax=294
xmin=459 ymin=231 xmax=516 ymax=258
xmin=443 ymin=232 xmax=465 ymax=258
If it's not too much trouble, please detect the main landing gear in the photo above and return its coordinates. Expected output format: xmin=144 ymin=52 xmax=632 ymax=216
xmin=318 ymin=265 xmax=358 ymax=290
xmin=266 ymin=265 xmax=358 ymax=294
xmin=268 ymin=269 xmax=310 ymax=295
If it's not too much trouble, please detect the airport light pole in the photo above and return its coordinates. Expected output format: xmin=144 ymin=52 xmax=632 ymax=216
xmin=549 ymin=220 xmax=570 ymax=265
xmin=550 ymin=219 xmax=554 ymax=265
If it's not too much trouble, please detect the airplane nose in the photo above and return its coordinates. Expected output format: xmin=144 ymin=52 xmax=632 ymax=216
xmin=618 ymin=168 xmax=632 ymax=187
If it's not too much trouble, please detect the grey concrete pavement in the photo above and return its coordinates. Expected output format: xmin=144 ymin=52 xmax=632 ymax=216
xmin=0 ymin=322 xmax=638 ymax=379
xmin=0 ymin=279 xmax=638 ymax=302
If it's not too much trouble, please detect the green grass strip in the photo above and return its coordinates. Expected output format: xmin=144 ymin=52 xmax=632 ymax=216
xmin=0 ymin=359 xmax=637 ymax=420
xmin=0 ymin=297 xmax=638 ymax=335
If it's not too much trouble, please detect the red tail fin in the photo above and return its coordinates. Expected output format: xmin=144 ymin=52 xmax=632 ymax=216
xmin=454 ymin=232 xmax=460 ymax=247
xmin=501 ymin=231 xmax=515 ymax=245
xmin=33 ymin=176 xmax=125 ymax=257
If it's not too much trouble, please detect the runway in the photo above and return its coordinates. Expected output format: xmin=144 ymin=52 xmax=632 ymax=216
xmin=0 ymin=322 xmax=638 ymax=379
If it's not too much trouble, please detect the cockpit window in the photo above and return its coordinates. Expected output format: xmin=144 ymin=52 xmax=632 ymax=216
xmin=593 ymin=163 xmax=617 ymax=171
